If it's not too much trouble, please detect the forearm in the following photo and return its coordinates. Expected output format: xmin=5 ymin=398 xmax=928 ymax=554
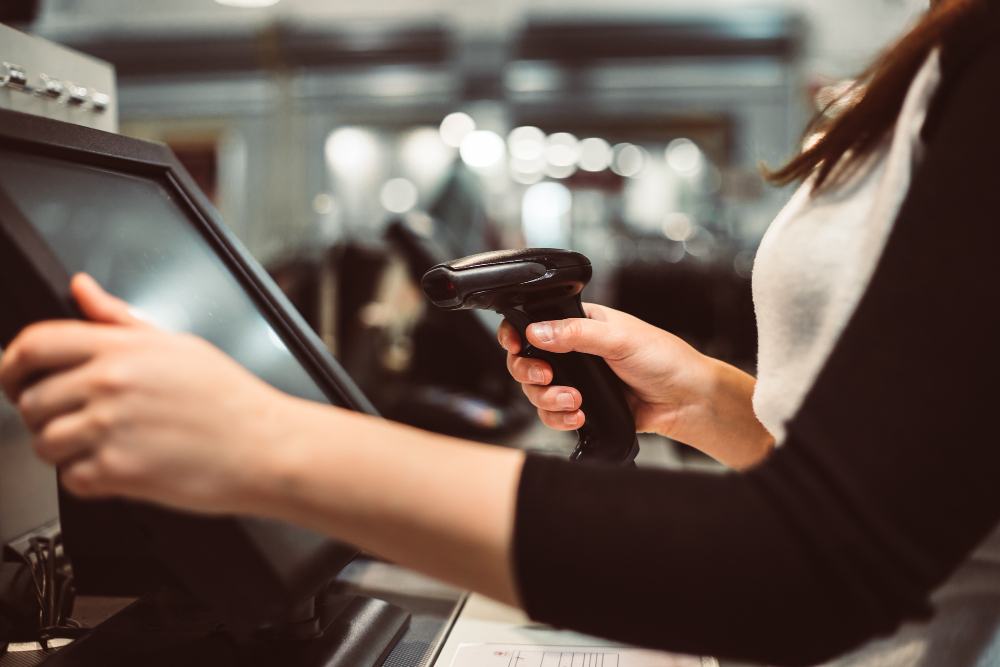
xmin=248 ymin=398 xmax=526 ymax=606
xmin=667 ymin=357 xmax=775 ymax=470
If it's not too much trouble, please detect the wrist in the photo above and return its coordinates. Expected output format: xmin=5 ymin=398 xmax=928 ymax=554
xmin=657 ymin=348 xmax=722 ymax=440
xmin=245 ymin=399 xmax=389 ymax=534
xmin=664 ymin=354 xmax=775 ymax=470
xmin=235 ymin=393 xmax=320 ymax=520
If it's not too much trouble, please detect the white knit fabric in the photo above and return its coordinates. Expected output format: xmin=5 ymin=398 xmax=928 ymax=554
xmin=751 ymin=50 xmax=942 ymax=444
xmin=748 ymin=50 xmax=1000 ymax=667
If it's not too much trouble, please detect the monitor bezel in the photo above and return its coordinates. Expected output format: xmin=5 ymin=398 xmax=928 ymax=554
xmin=0 ymin=107 xmax=376 ymax=415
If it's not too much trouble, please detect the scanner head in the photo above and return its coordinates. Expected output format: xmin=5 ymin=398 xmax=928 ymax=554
xmin=421 ymin=248 xmax=592 ymax=312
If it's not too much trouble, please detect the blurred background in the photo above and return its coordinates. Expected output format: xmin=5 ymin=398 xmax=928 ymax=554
xmin=9 ymin=0 xmax=928 ymax=460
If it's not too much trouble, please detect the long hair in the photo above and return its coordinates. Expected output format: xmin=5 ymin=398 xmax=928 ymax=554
xmin=764 ymin=0 xmax=990 ymax=190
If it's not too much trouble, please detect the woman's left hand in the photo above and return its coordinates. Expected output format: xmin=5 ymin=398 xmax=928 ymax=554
xmin=0 ymin=275 xmax=526 ymax=607
xmin=0 ymin=274 xmax=294 ymax=515
xmin=0 ymin=274 xmax=530 ymax=607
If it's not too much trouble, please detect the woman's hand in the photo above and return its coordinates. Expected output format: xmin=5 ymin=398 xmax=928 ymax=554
xmin=0 ymin=274 xmax=296 ymax=515
xmin=0 ymin=274 xmax=526 ymax=606
xmin=498 ymin=303 xmax=774 ymax=470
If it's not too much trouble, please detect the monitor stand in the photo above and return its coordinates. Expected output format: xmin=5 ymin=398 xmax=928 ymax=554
xmin=38 ymin=587 xmax=410 ymax=667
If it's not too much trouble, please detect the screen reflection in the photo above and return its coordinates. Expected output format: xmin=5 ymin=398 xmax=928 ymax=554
xmin=0 ymin=150 xmax=329 ymax=404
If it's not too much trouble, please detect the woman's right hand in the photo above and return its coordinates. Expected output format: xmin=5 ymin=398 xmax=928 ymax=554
xmin=498 ymin=303 xmax=775 ymax=470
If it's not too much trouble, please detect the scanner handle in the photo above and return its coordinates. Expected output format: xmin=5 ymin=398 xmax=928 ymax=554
xmin=500 ymin=297 xmax=639 ymax=466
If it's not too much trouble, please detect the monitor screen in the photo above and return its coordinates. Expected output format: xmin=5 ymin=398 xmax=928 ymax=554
xmin=0 ymin=402 xmax=57 ymax=545
xmin=0 ymin=149 xmax=328 ymax=404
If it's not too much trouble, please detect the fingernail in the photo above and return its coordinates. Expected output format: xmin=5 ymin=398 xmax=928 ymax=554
xmin=528 ymin=365 xmax=544 ymax=383
xmin=531 ymin=322 xmax=556 ymax=342
xmin=557 ymin=392 xmax=575 ymax=409
xmin=500 ymin=332 xmax=509 ymax=350
xmin=564 ymin=412 xmax=578 ymax=427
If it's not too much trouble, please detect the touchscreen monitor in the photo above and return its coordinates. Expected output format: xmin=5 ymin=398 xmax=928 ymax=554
xmin=0 ymin=109 xmax=370 ymax=631
xmin=0 ymin=150 xmax=328 ymax=404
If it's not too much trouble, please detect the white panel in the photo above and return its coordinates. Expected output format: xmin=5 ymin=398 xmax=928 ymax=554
xmin=0 ymin=23 xmax=117 ymax=132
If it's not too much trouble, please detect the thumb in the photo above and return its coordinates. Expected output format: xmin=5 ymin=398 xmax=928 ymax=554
xmin=71 ymin=274 xmax=148 ymax=327
xmin=525 ymin=317 xmax=633 ymax=361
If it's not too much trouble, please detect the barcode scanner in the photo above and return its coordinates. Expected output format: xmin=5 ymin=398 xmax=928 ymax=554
xmin=422 ymin=248 xmax=639 ymax=465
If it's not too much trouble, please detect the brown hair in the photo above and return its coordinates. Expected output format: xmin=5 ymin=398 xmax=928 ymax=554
xmin=765 ymin=0 xmax=989 ymax=190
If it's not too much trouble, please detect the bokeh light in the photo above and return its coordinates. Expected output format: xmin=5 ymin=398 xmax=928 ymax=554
xmin=683 ymin=227 xmax=714 ymax=257
xmin=662 ymin=212 xmax=694 ymax=241
xmin=508 ymin=126 xmax=546 ymax=161
xmin=545 ymin=133 xmax=581 ymax=168
xmin=611 ymin=143 xmax=647 ymax=178
xmin=325 ymin=127 xmax=380 ymax=177
xmin=578 ymin=137 xmax=612 ymax=172
xmin=312 ymin=192 xmax=334 ymax=214
xmin=460 ymin=131 xmax=506 ymax=169
xmin=439 ymin=112 xmax=476 ymax=148
xmin=401 ymin=127 xmax=455 ymax=177
xmin=522 ymin=182 xmax=572 ymax=248
xmin=379 ymin=178 xmax=419 ymax=214
xmin=666 ymin=138 xmax=704 ymax=174
xmin=544 ymin=163 xmax=577 ymax=179
xmin=734 ymin=250 xmax=756 ymax=278
xmin=510 ymin=155 xmax=546 ymax=175
xmin=510 ymin=168 xmax=544 ymax=185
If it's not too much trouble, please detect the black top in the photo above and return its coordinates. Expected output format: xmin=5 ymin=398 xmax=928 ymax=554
xmin=513 ymin=16 xmax=1000 ymax=667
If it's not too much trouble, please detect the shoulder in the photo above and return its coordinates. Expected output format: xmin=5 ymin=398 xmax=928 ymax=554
xmin=922 ymin=4 xmax=1000 ymax=143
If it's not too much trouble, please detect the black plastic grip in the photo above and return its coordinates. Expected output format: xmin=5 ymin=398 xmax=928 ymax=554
xmin=501 ymin=295 xmax=639 ymax=465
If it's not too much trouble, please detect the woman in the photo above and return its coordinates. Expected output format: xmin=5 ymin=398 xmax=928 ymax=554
xmin=1 ymin=0 xmax=997 ymax=664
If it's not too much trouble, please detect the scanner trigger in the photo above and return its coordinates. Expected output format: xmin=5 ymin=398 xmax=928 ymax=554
xmin=499 ymin=309 xmax=538 ymax=357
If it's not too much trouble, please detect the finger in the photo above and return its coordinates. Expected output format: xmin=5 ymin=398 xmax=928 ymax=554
xmin=525 ymin=317 xmax=633 ymax=360
xmin=32 ymin=409 xmax=106 ymax=466
xmin=17 ymin=364 xmax=94 ymax=432
xmin=581 ymin=302 xmax=613 ymax=322
xmin=497 ymin=320 xmax=522 ymax=354
xmin=71 ymin=274 xmax=148 ymax=327
xmin=506 ymin=352 xmax=552 ymax=385
xmin=537 ymin=407 xmax=585 ymax=431
xmin=60 ymin=457 xmax=106 ymax=498
xmin=0 ymin=323 xmax=120 ymax=403
xmin=521 ymin=383 xmax=581 ymax=412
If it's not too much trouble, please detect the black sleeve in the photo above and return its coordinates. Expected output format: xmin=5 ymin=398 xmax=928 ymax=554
xmin=513 ymin=32 xmax=1000 ymax=667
